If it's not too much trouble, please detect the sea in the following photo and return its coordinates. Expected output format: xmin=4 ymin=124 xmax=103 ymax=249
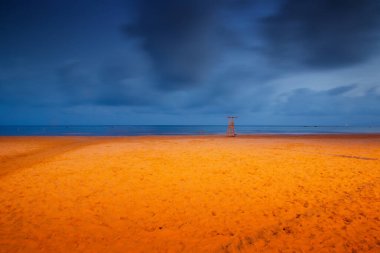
xmin=0 ymin=125 xmax=379 ymax=136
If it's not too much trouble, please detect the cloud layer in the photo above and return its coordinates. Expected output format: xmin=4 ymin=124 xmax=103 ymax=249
xmin=0 ymin=0 xmax=380 ymax=124
xmin=260 ymin=0 xmax=380 ymax=69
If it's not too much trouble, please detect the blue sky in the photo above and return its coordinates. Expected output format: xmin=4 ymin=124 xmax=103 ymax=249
xmin=1 ymin=0 xmax=380 ymax=125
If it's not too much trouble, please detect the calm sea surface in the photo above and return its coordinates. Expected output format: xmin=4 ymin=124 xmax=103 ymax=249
xmin=0 ymin=125 xmax=379 ymax=136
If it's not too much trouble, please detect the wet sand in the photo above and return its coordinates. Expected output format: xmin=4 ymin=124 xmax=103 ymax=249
xmin=0 ymin=135 xmax=379 ymax=253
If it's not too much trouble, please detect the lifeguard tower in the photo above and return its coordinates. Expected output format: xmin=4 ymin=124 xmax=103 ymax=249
xmin=226 ymin=116 xmax=237 ymax=137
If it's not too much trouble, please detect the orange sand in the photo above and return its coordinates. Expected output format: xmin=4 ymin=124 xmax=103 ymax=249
xmin=0 ymin=135 xmax=379 ymax=253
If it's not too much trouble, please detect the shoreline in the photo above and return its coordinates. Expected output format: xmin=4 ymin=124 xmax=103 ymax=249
xmin=1 ymin=125 xmax=380 ymax=137
xmin=1 ymin=132 xmax=380 ymax=138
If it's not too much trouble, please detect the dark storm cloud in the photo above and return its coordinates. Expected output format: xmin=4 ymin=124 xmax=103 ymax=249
xmin=57 ymin=59 xmax=157 ymax=106
xmin=261 ymin=0 xmax=380 ymax=69
xmin=95 ymin=62 xmax=156 ymax=106
xmin=2 ymin=0 xmax=380 ymax=125
xmin=123 ymin=0 xmax=253 ymax=90
xmin=182 ymin=66 xmax=275 ymax=114
xmin=276 ymin=85 xmax=380 ymax=116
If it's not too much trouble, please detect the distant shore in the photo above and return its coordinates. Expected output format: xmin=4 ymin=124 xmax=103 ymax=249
xmin=1 ymin=125 xmax=380 ymax=136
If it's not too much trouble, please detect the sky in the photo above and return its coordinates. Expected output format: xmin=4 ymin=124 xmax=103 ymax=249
xmin=1 ymin=0 xmax=380 ymax=125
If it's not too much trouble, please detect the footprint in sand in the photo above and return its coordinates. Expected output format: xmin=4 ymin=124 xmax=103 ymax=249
xmin=282 ymin=226 xmax=292 ymax=234
xmin=343 ymin=217 xmax=353 ymax=225
xmin=245 ymin=236 xmax=254 ymax=245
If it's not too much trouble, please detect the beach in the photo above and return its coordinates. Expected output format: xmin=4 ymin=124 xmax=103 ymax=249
xmin=0 ymin=135 xmax=379 ymax=253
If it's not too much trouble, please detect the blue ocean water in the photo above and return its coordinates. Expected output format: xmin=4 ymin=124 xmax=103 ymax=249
xmin=0 ymin=125 xmax=379 ymax=136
